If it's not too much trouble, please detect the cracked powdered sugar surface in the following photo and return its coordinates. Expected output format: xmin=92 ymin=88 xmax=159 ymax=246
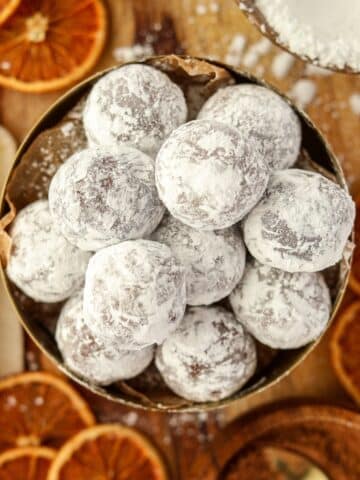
xmin=83 ymin=64 xmax=187 ymax=157
xmin=230 ymin=258 xmax=331 ymax=349
xmin=56 ymin=291 xmax=154 ymax=385
xmin=198 ymin=84 xmax=301 ymax=171
xmin=7 ymin=200 xmax=91 ymax=303
xmin=83 ymin=240 xmax=186 ymax=350
xmin=49 ymin=146 xmax=165 ymax=251
xmin=155 ymin=119 xmax=269 ymax=231
xmin=243 ymin=169 xmax=355 ymax=272
xmin=156 ymin=305 xmax=257 ymax=402
xmin=151 ymin=213 xmax=246 ymax=305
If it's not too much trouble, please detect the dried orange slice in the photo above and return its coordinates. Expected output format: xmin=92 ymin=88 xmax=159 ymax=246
xmin=0 ymin=371 xmax=95 ymax=453
xmin=0 ymin=0 xmax=20 ymax=25
xmin=349 ymin=195 xmax=360 ymax=295
xmin=0 ymin=447 xmax=55 ymax=480
xmin=330 ymin=301 xmax=360 ymax=405
xmin=48 ymin=424 xmax=168 ymax=480
xmin=0 ymin=0 xmax=107 ymax=93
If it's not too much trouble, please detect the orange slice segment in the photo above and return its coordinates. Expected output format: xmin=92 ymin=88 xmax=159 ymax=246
xmin=0 ymin=0 xmax=20 ymax=25
xmin=330 ymin=301 xmax=360 ymax=405
xmin=0 ymin=447 xmax=55 ymax=480
xmin=48 ymin=424 xmax=168 ymax=480
xmin=349 ymin=195 xmax=360 ymax=295
xmin=0 ymin=0 xmax=107 ymax=93
xmin=0 ymin=371 xmax=95 ymax=453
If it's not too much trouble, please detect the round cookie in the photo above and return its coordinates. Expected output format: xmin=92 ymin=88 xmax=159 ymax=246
xmin=49 ymin=146 xmax=165 ymax=251
xmin=151 ymin=214 xmax=246 ymax=305
xmin=6 ymin=200 xmax=91 ymax=303
xmin=243 ymin=169 xmax=355 ymax=272
xmin=198 ymin=84 xmax=301 ymax=171
xmin=155 ymin=119 xmax=269 ymax=230
xmin=229 ymin=259 xmax=331 ymax=349
xmin=155 ymin=306 xmax=257 ymax=402
xmin=83 ymin=240 xmax=186 ymax=350
xmin=83 ymin=64 xmax=187 ymax=156
xmin=56 ymin=291 xmax=154 ymax=385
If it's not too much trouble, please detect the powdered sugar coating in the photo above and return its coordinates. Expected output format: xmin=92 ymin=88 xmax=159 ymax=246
xmin=156 ymin=306 xmax=257 ymax=402
xmin=198 ymin=84 xmax=301 ymax=171
xmin=7 ymin=200 xmax=91 ymax=303
xmin=84 ymin=240 xmax=186 ymax=350
xmin=229 ymin=259 xmax=331 ymax=349
xmin=243 ymin=169 xmax=355 ymax=272
xmin=56 ymin=291 xmax=154 ymax=385
xmin=151 ymin=214 xmax=246 ymax=305
xmin=83 ymin=64 xmax=188 ymax=157
xmin=49 ymin=146 xmax=165 ymax=251
xmin=155 ymin=119 xmax=269 ymax=230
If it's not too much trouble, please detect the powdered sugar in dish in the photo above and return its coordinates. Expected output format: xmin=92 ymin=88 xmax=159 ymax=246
xmin=230 ymin=258 xmax=331 ymax=349
xmin=7 ymin=200 xmax=91 ymax=303
xmin=254 ymin=0 xmax=360 ymax=70
xmin=56 ymin=291 xmax=154 ymax=385
xmin=83 ymin=240 xmax=186 ymax=350
xmin=151 ymin=214 xmax=246 ymax=305
xmin=156 ymin=305 xmax=257 ymax=402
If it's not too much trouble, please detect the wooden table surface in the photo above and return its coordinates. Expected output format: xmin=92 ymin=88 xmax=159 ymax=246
xmin=0 ymin=1 xmax=359 ymax=478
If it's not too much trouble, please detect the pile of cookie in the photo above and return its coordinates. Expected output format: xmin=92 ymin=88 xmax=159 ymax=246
xmin=6 ymin=64 xmax=354 ymax=403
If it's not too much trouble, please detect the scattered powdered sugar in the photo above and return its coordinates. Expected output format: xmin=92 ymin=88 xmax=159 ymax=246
xmin=230 ymin=258 xmax=331 ymax=349
xmin=83 ymin=240 xmax=186 ymax=349
xmin=151 ymin=213 xmax=246 ymax=305
xmin=243 ymin=169 xmax=355 ymax=272
xmin=156 ymin=119 xmax=269 ymax=230
xmin=56 ymin=291 xmax=154 ymax=385
xmin=349 ymin=93 xmax=360 ymax=115
xmin=113 ymin=44 xmax=154 ymax=63
xmin=49 ymin=146 xmax=165 ymax=251
xmin=255 ymin=0 xmax=360 ymax=70
xmin=155 ymin=306 xmax=257 ymax=402
xmin=196 ymin=3 xmax=207 ymax=15
xmin=271 ymin=51 xmax=295 ymax=79
xmin=288 ymin=79 xmax=317 ymax=108
xmin=242 ymin=38 xmax=272 ymax=68
xmin=83 ymin=64 xmax=188 ymax=157
xmin=198 ymin=84 xmax=301 ymax=171
xmin=7 ymin=200 xmax=91 ymax=303
xmin=225 ymin=34 xmax=247 ymax=66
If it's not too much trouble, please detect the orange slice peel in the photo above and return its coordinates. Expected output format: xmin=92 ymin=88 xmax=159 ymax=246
xmin=330 ymin=301 xmax=360 ymax=405
xmin=0 ymin=0 xmax=107 ymax=93
xmin=0 ymin=0 xmax=20 ymax=25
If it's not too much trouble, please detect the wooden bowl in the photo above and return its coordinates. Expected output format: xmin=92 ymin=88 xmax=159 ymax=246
xmin=0 ymin=55 xmax=353 ymax=411
xmin=236 ymin=0 xmax=359 ymax=74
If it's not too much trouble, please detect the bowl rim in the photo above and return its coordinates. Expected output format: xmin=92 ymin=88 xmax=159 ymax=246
xmin=0 ymin=55 xmax=353 ymax=412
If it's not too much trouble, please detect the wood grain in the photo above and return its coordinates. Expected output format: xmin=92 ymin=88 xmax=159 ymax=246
xmin=0 ymin=1 xmax=359 ymax=478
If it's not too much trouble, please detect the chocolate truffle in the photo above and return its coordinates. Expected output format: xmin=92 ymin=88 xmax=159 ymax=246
xmin=155 ymin=306 xmax=257 ymax=402
xmin=151 ymin=214 xmax=246 ymax=305
xmin=56 ymin=291 xmax=154 ymax=385
xmin=155 ymin=119 xmax=269 ymax=230
xmin=49 ymin=146 xmax=165 ymax=251
xmin=83 ymin=64 xmax=187 ymax=156
xmin=83 ymin=240 xmax=186 ymax=350
xmin=198 ymin=84 xmax=301 ymax=171
xmin=7 ymin=200 xmax=91 ymax=303
xmin=243 ymin=169 xmax=355 ymax=272
xmin=229 ymin=259 xmax=331 ymax=349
